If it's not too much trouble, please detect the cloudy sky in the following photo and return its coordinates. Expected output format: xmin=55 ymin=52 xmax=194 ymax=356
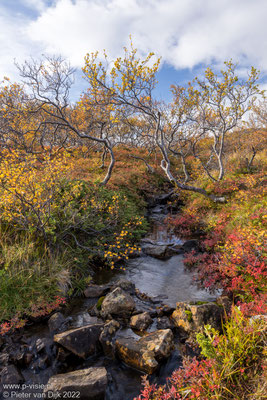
xmin=1 ymin=0 xmax=267 ymax=100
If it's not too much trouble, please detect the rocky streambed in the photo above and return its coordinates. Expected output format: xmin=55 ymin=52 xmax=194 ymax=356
xmin=0 ymin=195 xmax=226 ymax=400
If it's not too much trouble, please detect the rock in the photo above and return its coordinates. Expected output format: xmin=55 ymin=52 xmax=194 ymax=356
xmin=11 ymin=349 xmax=25 ymax=366
xmin=111 ymin=279 xmax=135 ymax=294
xmin=182 ymin=239 xmax=200 ymax=253
xmin=48 ymin=312 xmax=66 ymax=332
xmin=99 ymin=320 xmax=120 ymax=358
xmin=164 ymin=244 xmax=183 ymax=257
xmin=115 ymin=329 xmax=174 ymax=374
xmin=84 ymin=284 xmax=110 ymax=298
xmin=157 ymin=316 xmax=173 ymax=330
xmin=216 ymin=295 xmax=232 ymax=314
xmin=56 ymin=347 xmax=71 ymax=363
xmin=54 ymin=323 xmax=104 ymax=359
xmin=100 ymin=288 xmax=135 ymax=319
xmin=0 ymin=352 xmax=9 ymax=366
xmin=31 ymin=355 xmax=50 ymax=372
xmin=130 ymin=312 xmax=153 ymax=331
xmin=24 ymin=352 xmax=33 ymax=366
xmin=0 ymin=365 xmax=24 ymax=384
xmin=143 ymin=244 xmax=168 ymax=259
xmin=156 ymin=305 xmax=175 ymax=316
xmin=44 ymin=367 xmax=107 ymax=400
xmin=35 ymin=338 xmax=45 ymax=353
xmin=249 ymin=315 xmax=267 ymax=324
xmin=172 ymin=302 xmax=223 ymax=335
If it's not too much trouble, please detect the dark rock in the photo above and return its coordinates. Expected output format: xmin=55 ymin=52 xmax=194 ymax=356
xmin=164 ymin=244 xmax=183 ymax=257
xmin=0 ymin=365 xmax=24 ymax=384
xmin=24 ymin=352 xmax=33 ymax=366
xmin=142 ymin=244 xmax=168 ymax=259
xmin=11 ymin=349 xmax=25 ymax=366
xmin=31 ymin=355 xmax=50 ymax=372
xmin=111 ymin=279 xmax=135 ymax=294
xmin=157 ymin=305 xmax=175 ymax=316
xmin=182 ymin=240 xmax=200 ymax=253
xmin=54 ymin=323 xmax=104 ymax=359
xmin=216 ymin=295 xmax=232 ymax=314
xmin=56 ymin=347 xmax=71 ymax=363
xmin=99 ymin=320 xmax=120 ymax=358
xmin=0 ymin=352 xmax=9 ymax=366
xmin=100 ymin=288 xmax=135 ymax=319
xmin=130 ymin=312 xmax=153 ymax=331
xmin=48 ymin=312 xmax=66 ymax=332
xmin=84 ymin=284 xmax=110 ymax=298
xmin=44 ymin=367 xmax=108 ymax=400
xmin=157 ymin=316 xmax=173 ymax=330
xmin=115 ymin=329 xmax=174 ymax=374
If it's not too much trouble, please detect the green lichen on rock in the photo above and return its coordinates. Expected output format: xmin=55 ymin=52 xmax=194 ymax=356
xmin=185 ymin=310 xmax=193 ymax=322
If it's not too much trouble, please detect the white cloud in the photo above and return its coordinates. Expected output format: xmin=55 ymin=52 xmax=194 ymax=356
xmin=0 ymin=9 xmax=37 ymax=80
xmin=1 ymin=0 xmax=267 ymax=84
xmin=25 ymin=0 xmax=267 ymax=71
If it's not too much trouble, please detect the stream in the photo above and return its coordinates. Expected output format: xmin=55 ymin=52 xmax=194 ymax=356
xmin=0 ymin=198 xmax=219 ymax=400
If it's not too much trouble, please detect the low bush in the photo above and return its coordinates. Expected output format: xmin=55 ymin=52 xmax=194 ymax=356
xmin=136 ymin=308 xmax=266 ymax=400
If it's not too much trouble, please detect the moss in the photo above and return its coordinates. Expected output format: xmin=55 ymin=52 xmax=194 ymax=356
xmin=196 ymin=301 xmax=209 ymax=305
xmin=185 ymin=310 xmax=193 ymax=322
xmin=96 ymin=296 xmax=105 ymax=310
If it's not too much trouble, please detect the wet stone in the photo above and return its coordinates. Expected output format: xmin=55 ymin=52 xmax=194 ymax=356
xmin=0 ymin=365 xmax=24 ymax=384
xmin=172 ymin=301 xmax=223 ymax=335
xmin=54 ymin=323 xmax=104 ymax=359
xmin=48 ymin=312 xmax=66 ymax=332
xmin=130 ymin=312 xmax=153 ymax=332
xmin=84 ymin=284 xmax=110 ymax=298
xmin=0 ymin=352 xmax=9 ymax=366
xmin=100 ymin=287 xmax=135 ymax=319
xmin=142 ymin=244 xmax=168 ymax=259
xmin=99 ymin=320 xmax=120 ymax=358
xmin=157 ymin=316 xmax=173 ymax=330
xmin=111 ymin=279 xmax=135 ymax=294
xmin=44 ymin=367 xmax=108 ymax=400
xmin=115 ymin=329 xmax=174 ymax=374
xmin=24 ymin=352 xmax=33 ymax=366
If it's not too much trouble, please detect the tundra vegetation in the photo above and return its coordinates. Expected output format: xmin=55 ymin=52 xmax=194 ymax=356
xmin=0 ymin=43 xmax=266 ymax=399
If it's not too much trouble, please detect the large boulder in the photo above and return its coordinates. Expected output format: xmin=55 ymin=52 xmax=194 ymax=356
xmin=99 ymin=320 xmax=120 ymax=358
xmin=115 ymin=329 xmax=174 ymax=374
xmin=172 ymin=302 xmax=223 ymax=335
xmin=142 ymin=244 xmax=168 ymax=259
xmin=100 ymin=287 xmax=135 ymax=319
xmin=54 ymin=323 xmax=104 ymax=359
xmin=44 ymin=367 xmax=107 ymax=400
xmin=130 ymin=312 xmax=153 ymax=331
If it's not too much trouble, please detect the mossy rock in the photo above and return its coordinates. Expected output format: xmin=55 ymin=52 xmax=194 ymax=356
xmin=96 ymin=296 xmax=105 ymax=310
xmin=185 ymin=310 xmax=193 ymax=322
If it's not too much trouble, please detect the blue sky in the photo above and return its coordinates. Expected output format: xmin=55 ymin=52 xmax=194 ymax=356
xmin=1 ymin=0 xmax=267 ymax=101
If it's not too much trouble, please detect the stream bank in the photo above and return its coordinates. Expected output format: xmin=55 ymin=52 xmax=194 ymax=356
xmin=0 ymin=194 xmax=223 ymax=400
